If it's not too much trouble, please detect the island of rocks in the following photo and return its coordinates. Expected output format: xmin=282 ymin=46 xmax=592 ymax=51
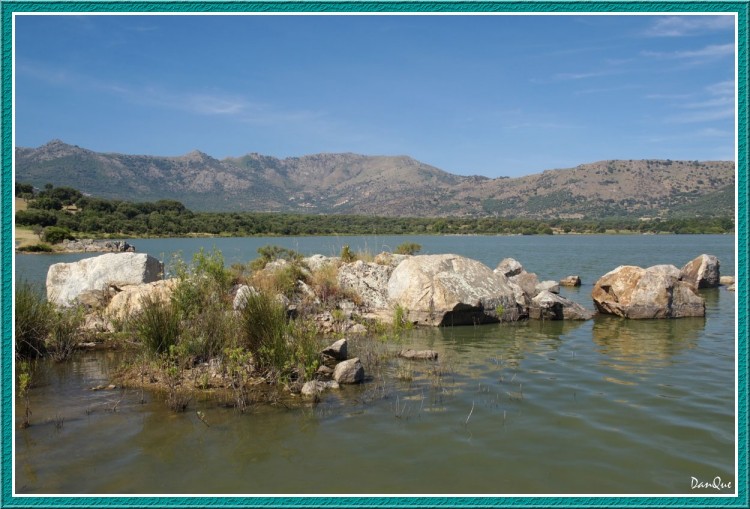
xmin=42 ymin=249 xmax=730 ymax=401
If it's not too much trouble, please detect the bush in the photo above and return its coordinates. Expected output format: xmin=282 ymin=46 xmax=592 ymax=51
xmin=340 ymin=245 xmax=356 ymax=263
xmin=42 ymin=226 xmax=74 ymax=244
xmin=17 ymin=243 xmax=53 ymax=253
xmin=132 ymin=295 xmax=180 ymax=355
xmin=238 ymin=292 xmax=289 ymax=373
xmin=47 ymin=307 xmax=84 ymax=362
xmin=395 ymin=242 xmax=422 ymax=255
xmin=249 ymin=245 xmax=303 ymax=271
xmin=15 ymin=282 xmax=53 ymax=359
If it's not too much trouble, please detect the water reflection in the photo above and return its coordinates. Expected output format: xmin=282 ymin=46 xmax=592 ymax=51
xmin=592 ymin=316 xmax=703 ymax=374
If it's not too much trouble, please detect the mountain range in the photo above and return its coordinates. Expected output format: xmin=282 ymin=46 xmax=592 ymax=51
xmin=15 ymin=140 xmax=735 ymax=219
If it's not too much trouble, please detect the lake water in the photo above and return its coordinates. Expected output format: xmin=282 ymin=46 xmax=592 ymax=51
xmin=13 ymin=234 xmax=737 ymax=495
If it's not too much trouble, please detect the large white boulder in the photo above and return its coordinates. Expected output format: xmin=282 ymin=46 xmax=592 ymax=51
xmin=592 ymin=264 xmax=705 ymax=319
xmin=387 ymin=254 xmax=523 ymax=326
xmin=47 ymin=253 xmax=163 ymax=307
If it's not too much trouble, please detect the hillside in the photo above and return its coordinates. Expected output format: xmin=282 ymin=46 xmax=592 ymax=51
xmin=15 ymin=140 xmax=735 ymax=219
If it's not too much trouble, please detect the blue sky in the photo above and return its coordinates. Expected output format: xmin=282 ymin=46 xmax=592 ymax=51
xmin=14 ymin=14 xmax=736 ymax=177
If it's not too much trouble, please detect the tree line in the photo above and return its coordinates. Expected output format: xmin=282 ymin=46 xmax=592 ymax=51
xmin=15 ymin=183 xmax=735 ymax=240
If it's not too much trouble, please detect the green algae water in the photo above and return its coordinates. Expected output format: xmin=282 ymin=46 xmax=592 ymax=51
xmin=14 ymin=235 xmax=736 ymax=495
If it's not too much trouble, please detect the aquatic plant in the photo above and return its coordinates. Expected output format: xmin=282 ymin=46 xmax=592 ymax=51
xmin=15 ymin=281 xmax=53 ymax=359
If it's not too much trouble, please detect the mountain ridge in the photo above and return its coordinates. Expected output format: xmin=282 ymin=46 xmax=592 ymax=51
xmin=15 ymin=140 xmax=735 ymax=219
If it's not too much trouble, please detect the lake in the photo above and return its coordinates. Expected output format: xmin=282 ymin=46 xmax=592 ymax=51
xmin=13 ymin=234 xmax=737 ymax=495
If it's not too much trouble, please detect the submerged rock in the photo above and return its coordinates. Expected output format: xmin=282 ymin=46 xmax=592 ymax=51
xmin=680 ymin=254 xmax=720 ymax=289
xmin=529 ymin=291 xmax=593 ymax=320
xmin=301 ymin=380 xmax=340 ymax=398
xmin=398 ymin=349 xmax=439 ymax=361
xmin=47 ymin=252 xmax=163 ymax=307
xmin=388 ymin=254 xmax=523 ymax=326
xmin=592 ymin=264 xmax=705 ymax=319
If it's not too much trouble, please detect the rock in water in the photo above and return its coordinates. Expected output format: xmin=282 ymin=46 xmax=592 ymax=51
xmin=592 ymin=265 xmax=705 ymax=319
xmin=398 ymin=349 xmax=439 ymax=360
xmin=529 ymin=291 xmax=593 ymax=320
xmin=680 ymin=254 xmax=720 ymax=289
xmin=321 ymin=338 xmax=348 ymax=362
xmin=559 ymin=275 xmax=582 ymax=287
xmin=333 ymin=358 xmax=364 ymax=384
xmin=47 ymin=253 xmax=163 ymax=307
xmin=388 ymin=254 xmax=523 ymax=326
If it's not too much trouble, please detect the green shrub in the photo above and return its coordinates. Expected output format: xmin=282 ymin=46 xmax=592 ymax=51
xmin=15 ymin=282 xmax=53 ymax=359
xmin=238 ymin=292 xmax=289 ymax=374
xmin=171 ymin=248 xmax=232 ymax=319
xmin=181 ymin=299 xmax=236 ymax=361
xmin=17 ymin=243 xmax=53 ymax=253
xmin=340 ymin=245 xmax=356 ymax=263
xmin=132 ymin=295 xmax=180 ymax=355
xmin=42 ymin=226 xmax=74 ymax=244
xmin=395 ymin=242 xmax=422 ymax=255
xmin=47 ymin=307 xmax=84 ymax=362
xmin=249 ymin=245 xmax=303 ymax=271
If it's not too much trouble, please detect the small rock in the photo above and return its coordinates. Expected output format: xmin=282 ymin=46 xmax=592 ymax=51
xmin=529 ymin=291 xmax=593 ymax=320
xmin=495 ymin=258 xmax=524 ymax=278
xmin=720 ymin=275 xmax=735 ymax=286
xmin=301 ymin=380 xmax=340 ymax=398
xmin=232 ymin=285 xmax=258 ymax=310
xmin=333 ymin=357 xmax=364 ymax=384
xmin=398 ymin=349 xmax=438 ymax=361
xmin=315 ymin=365 xmax=334 ymax=380
xmin=726 ymin=283 xmax=735 ymax=292
xmin=321 ymin=338 xmax=348 ymax=361
xmin=559 ymin=275 xmax=582 ymax=287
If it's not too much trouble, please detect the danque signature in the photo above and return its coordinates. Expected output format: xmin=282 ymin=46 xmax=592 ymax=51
xmin=691 ymin=476 xmax=733 ymax=491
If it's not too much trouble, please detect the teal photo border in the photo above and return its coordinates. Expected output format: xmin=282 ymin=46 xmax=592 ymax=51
xmin=1 ymin=1 xmax=747 ymax=507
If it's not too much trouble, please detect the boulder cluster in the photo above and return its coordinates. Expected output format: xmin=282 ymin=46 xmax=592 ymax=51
xmin=45 ymin=251 xmax=729 ymax=331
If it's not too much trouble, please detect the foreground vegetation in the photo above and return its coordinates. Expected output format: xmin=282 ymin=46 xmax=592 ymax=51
xmin=15 ymin=184 xmax=734 ymax=243
xmin=14 ymin=245 xmax=412 ymax=421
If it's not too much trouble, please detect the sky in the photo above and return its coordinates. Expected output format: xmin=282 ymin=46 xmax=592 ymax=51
xmin=14 ymin=13 xmax=736 ymax=178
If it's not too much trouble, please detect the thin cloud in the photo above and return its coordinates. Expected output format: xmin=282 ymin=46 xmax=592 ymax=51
xmin=643 ymin=15 xmax=735 ymax=37
xmin=642 ymin=43 xmax=734 ymax=60
xmin=665 ymin=80 xmax=735 ymax=124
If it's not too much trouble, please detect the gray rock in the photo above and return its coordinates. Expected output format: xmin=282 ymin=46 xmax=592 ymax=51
xmin=303 ymin=254 xmax=340 ymax=273
xmin=592 ymin=265 xmax=705 ymax=319
xmin=680 ymin=254 xmax=720 ymax=289
xmin=374 ymin=252 xmax=412 ymax=268
xmin=726 ymin=283 xmax=736 ymax=292
xmin=333 ymin=357 xmax=364 ymax=384
xmin=535 ymin=280 xmax=560 ymax=295
xmin=232 ymin=285 xmax=259 ymax=310
xmin=388 ymin=254 xmax=523 ymax=325
xmin=315 ymin=365 xmax=334 ymax=380
xmin=321 ymin=338 xmax=348 ymax=361
xmin=495 ymin=258 xmax=524 ymax=278
xmin=47 ymin=253 xmax=163 ymax=307
xmin=105 ymin=279 xmax=177 ymax=321
xmin=559 ymin=275 xmax=582 ymax=287
xmin=338 ymin=260 xmax=393 ymax=310
xmin=301 ymin=380 xmax=340 ymax=398
xmin=529 ymin=290 xmax=593 ymax=320
xmin=509 ymin=271 xmax=539 ymax=299
xmin=398 ymin=349 xmax=438 ymax=361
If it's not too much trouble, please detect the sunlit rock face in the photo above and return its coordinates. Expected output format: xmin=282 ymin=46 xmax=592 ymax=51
xmin=592 ymin=264 xmax=705 ymax=319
